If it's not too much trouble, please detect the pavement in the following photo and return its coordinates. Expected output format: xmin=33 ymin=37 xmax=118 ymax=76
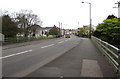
xmin=26 ymin=38 xmax=117 ymax=77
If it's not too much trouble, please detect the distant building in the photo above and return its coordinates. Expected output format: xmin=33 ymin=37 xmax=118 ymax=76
xmin=34 ymin=26 xmax=43 ymax=37
xmin=64 ymin=29 xmax=70 ymax=34
xmin=42 ymin=25 xmax=60 ymax=37
xmin=83 ymin=25 xmax=95 ymax=34
xmin=27 ymin=25 xmax=43 ymax=37
xmin=42 ymin=27 xmax=53 ymax=37
xmin=64 ymin=29 xmax=77 ymax=35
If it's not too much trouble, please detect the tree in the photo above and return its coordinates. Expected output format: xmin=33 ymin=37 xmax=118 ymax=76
xmin=2 ymin=15 xmax=18 ymax=37
xmin=78 ymin=28 xmax=85 ymax=37
xmin=96 ymin=18 xmax=120 ymax=37
xmin=49 ymin=28 xmax=59 ymax=36
xmin=15 ymin=10 xmax=42 ymax=37
xmin=78 ymin=26 xmax=94 ymax=37
xmin=94 ymin=16 xmax=120 ymax=48
xmin=107 ymin=15 xmax=117 ymax=19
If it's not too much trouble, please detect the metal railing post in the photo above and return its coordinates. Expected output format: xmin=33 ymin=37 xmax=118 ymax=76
xmin=117 ymin=49 xmax=120 ymax=77
xmin=91 ymin=36 xmax=120 ymax=73
xmin=118 ymin=50 xmax=120 ymax=73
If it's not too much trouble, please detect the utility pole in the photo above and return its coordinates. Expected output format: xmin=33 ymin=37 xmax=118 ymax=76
xmin=114 ymin=1 xmax=120 ymax=18
xmin=61 ymin=22 xmax=62 ymax=36
xmin=118 ymin=1 xmax=120 ymax=18
xmin=59 ymin=22 xmax=61 ymax=37
xmin=78 ymin=21 xmax=79 ymax=29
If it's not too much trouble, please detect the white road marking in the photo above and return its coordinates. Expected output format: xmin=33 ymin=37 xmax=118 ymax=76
xmin=58 ymin=41 xmax=64 ymax=44
xmin=41 ymin=44 xmax=55 ymax=48
xmin=0 ymin=50 xmax=32 ymax=59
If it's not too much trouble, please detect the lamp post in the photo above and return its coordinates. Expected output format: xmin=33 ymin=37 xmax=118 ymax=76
xmin=81 ymin=1 xmax=92 ymax=39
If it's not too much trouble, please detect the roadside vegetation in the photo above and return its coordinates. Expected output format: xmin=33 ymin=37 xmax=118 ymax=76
xmin=1 ymin=10 xmax=60 ymax=45
xmin=2 ymin=10 xmax=43 ymax=37
xmin=77 ymin=26 xmax=94 ymax=38
xmin=76 ymin=15 xmax=120 ymax=49
xmin=3 ymin=36 xmax=54 ymax=45
xmin=93 ymin=15 xmax=120 ymax=48
xmin=49 ymin=25 xmax=60 ymax=37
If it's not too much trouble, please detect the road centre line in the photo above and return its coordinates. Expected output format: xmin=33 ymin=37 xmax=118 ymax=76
xmin=41 ymin=44 xmax=55 ymax=48
xmin=0 ymin=50 xmax=32 ymax=59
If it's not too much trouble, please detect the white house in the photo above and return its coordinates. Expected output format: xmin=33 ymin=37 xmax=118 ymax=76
xmin=42 ymin=27 xmax=53 ymax=37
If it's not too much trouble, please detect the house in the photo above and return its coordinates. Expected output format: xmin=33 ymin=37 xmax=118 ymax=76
xmin=28 ymin=24 xmax=43 ymax=37
xmin=61 ymin=29 xmax=65 ymax=36
xmin=34 ymin=25 xmax=64 ymax=37
xmin=34 ymin=26 xmax=43 ymax=37
xmin=42 ymin=27 xmax=53 ymax=37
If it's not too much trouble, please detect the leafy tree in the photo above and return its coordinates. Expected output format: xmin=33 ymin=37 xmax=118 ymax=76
xmin=96 ymin=18 xmax=120 ymax=37
xmin=49 ymin=28 xmax=59 ymax=36
xmin=78 ymin=26 xmax=94 ymax=37
xmin=107 ymin=15 xmax=117 ymax=19
xmin=78 ymin=28 xmax=85 ymax=37
xmin=2 ymin=15 xmax=18 ymax=37
xmin=93 ymin=16 xmax=120 ymax=48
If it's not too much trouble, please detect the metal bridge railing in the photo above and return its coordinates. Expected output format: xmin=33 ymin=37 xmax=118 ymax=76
xmin=91 ymin=36 xmax=120 ymax=73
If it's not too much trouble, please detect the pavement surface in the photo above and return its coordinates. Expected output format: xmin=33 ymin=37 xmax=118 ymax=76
xmin=26 ymin=38 xmax=116 ymax=77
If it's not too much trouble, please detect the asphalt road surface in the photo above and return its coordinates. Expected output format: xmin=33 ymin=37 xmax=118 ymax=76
xmin=26 ymin=37 xmax=116 ymax=77
xmin=2 ymin=35 xmax=81 ymax=77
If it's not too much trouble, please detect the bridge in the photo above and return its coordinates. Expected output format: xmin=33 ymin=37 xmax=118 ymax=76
xmin=2 ymin=35 xmax=120 ymax=78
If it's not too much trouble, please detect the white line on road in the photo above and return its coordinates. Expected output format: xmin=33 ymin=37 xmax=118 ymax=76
xmin=58 ymin=41 xmax=64 ymax=44
xmin=41 ymin=44 xmax=55 ymax=48
xmin=0 ymin=50 xmax=32 ymax=59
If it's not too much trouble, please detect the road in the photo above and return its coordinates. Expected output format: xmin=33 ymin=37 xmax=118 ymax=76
xmin=26 ymin=37 xmax=116 ymax=77
xmin=2 ymin=35 xmax=81 ymax=77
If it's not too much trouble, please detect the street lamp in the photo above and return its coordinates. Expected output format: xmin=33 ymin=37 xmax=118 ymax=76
xmin=81 ymin=1 xmax=92 ymax=39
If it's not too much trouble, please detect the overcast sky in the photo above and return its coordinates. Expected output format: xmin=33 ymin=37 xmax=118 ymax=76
xmin=0 ymin=0 xmax=119 ymax=29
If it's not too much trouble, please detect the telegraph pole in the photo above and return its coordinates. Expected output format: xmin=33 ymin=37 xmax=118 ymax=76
xmin=78 ymin=21 xmax=79 ymax=29
xmin=61 ymin=22 xmax=62 ymax=36
xmin=59 ymin=22 xmax=61 ymax=37
xmin=116 ymin=1 xmax=120 ymax=18
xmin=114 ymin=1 xmax=120 ymax=18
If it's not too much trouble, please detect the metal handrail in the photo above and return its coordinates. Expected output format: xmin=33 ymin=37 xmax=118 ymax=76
xmin=91 ymin=36 xmax=120 ymax=73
